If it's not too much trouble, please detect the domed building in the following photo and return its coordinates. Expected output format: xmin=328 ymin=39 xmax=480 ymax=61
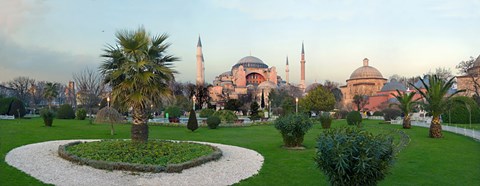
xmin=209 ymin=55 xmax=281 ymax=103
xmin=340 ymin=58 xmax=387 ymax=110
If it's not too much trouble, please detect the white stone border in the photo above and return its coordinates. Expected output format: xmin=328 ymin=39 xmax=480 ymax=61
xmin=6 ymin=140 xmax=264 ymax=186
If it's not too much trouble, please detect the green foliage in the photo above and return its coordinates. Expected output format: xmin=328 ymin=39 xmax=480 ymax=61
xmin=65 ymin=140 xmax=214 ymax=166
xmin=206 ymin=115 xmax=221 ymax=129
xmin=187 ymin=109 xmax=198 ymax=132
xmin=390 ymin=90 xmax=418 ymax=116
xmin=319 ymin=112 xmax=333 ymax=129
xmin=57 ymin=104 xmax=75 ymax=119
xmin=300 ymin=86 xmax=336 ymax=113
xmin=7 ymin=98 xmax=26 ymax=118
xmin=281 ymin=97 xmax=295 ymax=116
xmin=225 ymin=99 xmax=242 ymax=111
xmin=442 ymin=96 xmax=480 ymax=124
xmin=373 ymin=111 xmax=384 ymax=116
xmin=199 ymin=108 xmax=215 ymax=118
xmin=0 ymin=97 xmax=14 ymax=115
xmin=274 ymin=113 xmax=313 ymax=147
xmin=334 ymin=110 xmax=349 ymax=119
xmin=382 ymin=108 xmax=402 ymax=121
xmin=165 ymin=106 xmax=182 ymax=118
xmin=40 ymin=109 xmax=55 ymax=127
xmin=315 ymin=127 xmax=395 ymax=186
xmin=76 ymin=108 xmax=87 ymax=120
xmin=212 ymin=110 xmax=238 ymax=123
xmin=346 ymin=111 xmax=362 ymax=126
xmin=249 ymin=101 xmax=261 ymax=121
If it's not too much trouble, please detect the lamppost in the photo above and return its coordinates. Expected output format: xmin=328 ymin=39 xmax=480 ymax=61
xmin=107 ymin=96 xmax=110 ymax=107
xmin=295 ymin=97 xmax=299 ymax=113
xmin=192 ymin=95 xmax=197 ymax=110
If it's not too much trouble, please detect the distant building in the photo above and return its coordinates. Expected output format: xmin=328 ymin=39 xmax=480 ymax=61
xmin=457 ymin=55 xmax=480 ymax=97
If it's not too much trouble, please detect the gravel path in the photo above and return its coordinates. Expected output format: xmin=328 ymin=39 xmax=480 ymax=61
xmin=5 ymin=140 xmax=264 ymax=186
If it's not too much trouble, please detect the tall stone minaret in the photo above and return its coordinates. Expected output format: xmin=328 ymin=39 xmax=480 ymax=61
xmin=300 ymin=42 xmax=306 ymax=91
xmin=285 ymin=56 xmax=290 ymax=85
xmin=196 ymin=36 xmax=205 ymax=86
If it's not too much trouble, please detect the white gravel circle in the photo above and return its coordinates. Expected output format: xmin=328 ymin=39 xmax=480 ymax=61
xmin=5 ymin=140 xmax=264 ymax=186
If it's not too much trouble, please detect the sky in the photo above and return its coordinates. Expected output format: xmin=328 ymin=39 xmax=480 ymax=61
xmin=0 ymin=0 xmax=479 ymax=86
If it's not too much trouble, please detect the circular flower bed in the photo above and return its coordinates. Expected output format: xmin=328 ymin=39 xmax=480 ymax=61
xmin=58 ymin=140 xmax=222 ymax=173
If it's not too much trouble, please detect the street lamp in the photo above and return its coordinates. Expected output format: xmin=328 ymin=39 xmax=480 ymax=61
xmin=295 ymin=97 xmax=299 ymax=113
xmin=107 ymin=96 xmax=110 ymax=107
xmin=192 ymin=95 xmax=197 ymax=110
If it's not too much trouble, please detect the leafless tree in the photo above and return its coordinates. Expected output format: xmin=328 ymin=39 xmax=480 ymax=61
xmin=73 ymin=67 xmax=106 ymax=117
xmin=426 ymin=67 xmax=453 ymax=82
xmin=8 ymin=76 xmax=35 ymax=104
xmin=456 ymin=56 xmax=480 ymax=98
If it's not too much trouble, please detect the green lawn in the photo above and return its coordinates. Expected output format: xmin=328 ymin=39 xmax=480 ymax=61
xmin=1 ymin=118 xmax=479 ymax=185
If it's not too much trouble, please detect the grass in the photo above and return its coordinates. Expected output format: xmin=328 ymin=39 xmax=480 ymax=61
xmin=65 ymin=140 xmax=214 ymax=166
xmin=1 ymin=118 xmax=480 ymax=185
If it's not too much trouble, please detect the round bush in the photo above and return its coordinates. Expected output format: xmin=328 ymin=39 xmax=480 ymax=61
xmin=76 ymin=108 xmax=87 ymax=120
xmin=199 ymin=108 xmax=215 ymax=118
xmin=319 ymin=112 xmax=333 ymax=129
xmin=346 ymin=111 xmax=362 ymax=126
xmin=95 ymin=107 xmax=123 ymax=124
xmin=40 ymin=109 xmax=55 ymax=127
xmin=57 ymin=104 xmax=75 ymax=119
xmin=207 ymin=116 xmax=221 ymax=129
xmin=212 ymin=110 xmax=238 ymax=123
xmin=315 ymin=127 xmax=395 ymax=186
xmin=165 ymin=106 xmax=182 ymax=119
xmin=442 ymin=96 xmax=480 ymax=124
xmin=382 ymin=108 xmax=402 ymax=121
xmin=7 ymin=98 xmax=26 ymax=118
xmin=274 ymin=113 xmax=313 ymax=147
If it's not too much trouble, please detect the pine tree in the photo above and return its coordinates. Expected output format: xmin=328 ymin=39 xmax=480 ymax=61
xmin=187 ymin=109 xmax=199 ymax=132
xmin=261 ymin=89 xmax=265 ymax=109
xmin=250 ymin=101 xmax=261 ymax=122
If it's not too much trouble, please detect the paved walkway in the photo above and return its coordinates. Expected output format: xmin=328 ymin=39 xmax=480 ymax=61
xmin=393 ymin=121 xmax=480 ymax=141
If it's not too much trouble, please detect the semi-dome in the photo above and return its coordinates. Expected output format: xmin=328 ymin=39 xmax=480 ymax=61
xmin=232 ymin=56 xmax=269 ymax=69
xmin=380 ymin=79 xmax=406 ymax=92
xmin=349 ymin=58 xmax=384 ymax=80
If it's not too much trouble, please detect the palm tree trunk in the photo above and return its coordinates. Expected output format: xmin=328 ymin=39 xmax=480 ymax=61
xmin=131 ymin=108 xmax=149 ymax=143
xmin=430 ymin=116 xmax=443 ymax=138
xmin=403 ymin=114 xmax=411 ymax=129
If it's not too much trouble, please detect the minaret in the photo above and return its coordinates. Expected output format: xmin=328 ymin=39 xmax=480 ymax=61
xmin=196 ymin=36 xmax=205 ymax=86
xmin=300 ymin=42 xmax=306 ymax=91
xmin=285 ymin=56 xmax=290 ymax=85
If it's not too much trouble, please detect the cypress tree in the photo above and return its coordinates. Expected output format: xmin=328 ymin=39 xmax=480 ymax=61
xmin=187 ymin=109 xmax=199 ymax=132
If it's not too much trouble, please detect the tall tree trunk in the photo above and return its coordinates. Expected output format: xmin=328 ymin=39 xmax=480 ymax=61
xmin=430 ymin=116 xmax=443 ymax=138
xmin=131 ymin=108 xmax=149 ymax=143
xmin=403 ymin=114 xmax=411 ymax=129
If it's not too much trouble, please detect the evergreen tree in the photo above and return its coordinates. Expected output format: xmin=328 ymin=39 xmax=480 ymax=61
xmin=187 ymin=109 xmax=199 ymax=132
xmin=261 ymin=89 xmax=265 ymax=109
xmin=250 ymin=101 xmax=261 ymax=121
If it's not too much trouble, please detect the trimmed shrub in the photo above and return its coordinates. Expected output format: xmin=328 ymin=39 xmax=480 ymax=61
xmin=316 ymin=127 xmax=395 ymax=186
xmin=0 ymin=97 xmax=14 ymax=115
xmin=346 ymin=111 xmax=362 ymax=126
xmin=57 ymin=104 xmax=75 ymax=119
xmin=373 ymin=111 xmax=384 ymax=116
xmin=319 ymin=112 xmax=333 ymax=129
xmin=212 ymin=110 xmax=238 ymax=123
xmin=382 ymin=108 xmax=402 ymax=121
xmin=442 ymin=96 xmax=480 ymax=124
xmin=274 ymin=113 xmax=313 ymax=147
xmin=199 ymin=108 xmax=215 ymax=118
xmin=76 ymin=108 xmax=87 ymax=120
xmin=165 ymin=106 xmax=182 ymax=119
xmin=40 ymin=109 xmax=55 ymax=127
xmin=206 ymin=116 xmax=221 ymax=129
xmin=334 ymin=110 xmax=349 ymax=119
xmin=95 ymin=107 xmax=123 ymax=124
xmin=187 ymin=109 xmax=198 ymax=132
xmin=7 ymin=98 xmax=26 ymax=118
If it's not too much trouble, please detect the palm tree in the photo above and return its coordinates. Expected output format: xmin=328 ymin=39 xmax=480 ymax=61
xmin=43 ymin=82 xmax=59 ymax=109
xmin=100 ymin=27 xmax=179 ymax=143
xmin=390 ymin=90 xmax=418 ymax=129
xmin=410 ymin=75 xmax=464 ymax=138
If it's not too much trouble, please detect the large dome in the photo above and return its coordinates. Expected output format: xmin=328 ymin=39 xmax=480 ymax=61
xmin=349 ymin=58 xmax=384 ymax=80
xmin=232 ymin=56 xmax=269 ymax=69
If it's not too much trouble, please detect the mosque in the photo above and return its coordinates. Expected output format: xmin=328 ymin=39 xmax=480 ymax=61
xmin=196 ymin=36 xmax=306 ymax=105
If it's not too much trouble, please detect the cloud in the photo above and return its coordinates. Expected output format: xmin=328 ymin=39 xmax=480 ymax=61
xmin=0 ymin=0 xmax=48 ymax=35
xmin=0 ymin=33 xmax=99 ymax=84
